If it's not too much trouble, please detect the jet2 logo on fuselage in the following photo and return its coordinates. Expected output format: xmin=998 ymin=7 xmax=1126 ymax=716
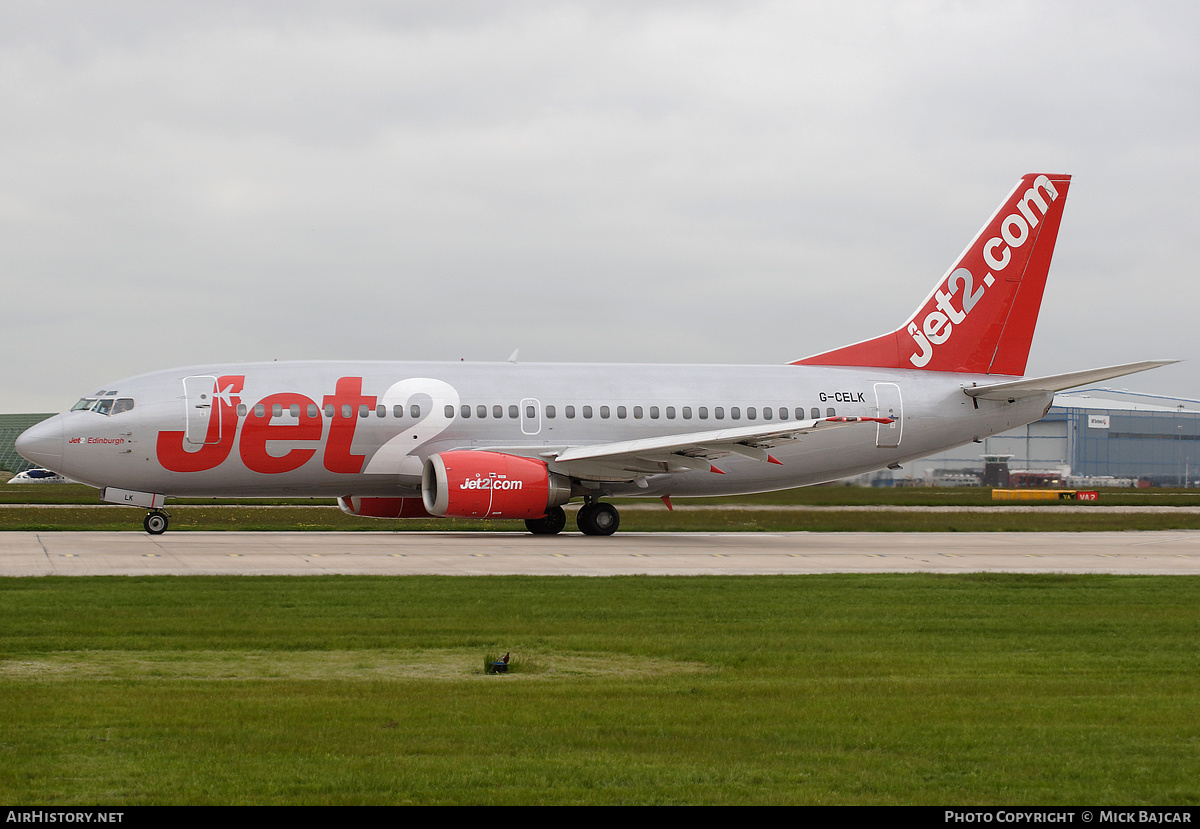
xmin=907 ymin=175 xmax=1060 ymax=368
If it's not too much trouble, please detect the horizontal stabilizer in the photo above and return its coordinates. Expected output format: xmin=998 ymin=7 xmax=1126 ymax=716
xmin=964 ymin=361 xmax=1178 ymax=401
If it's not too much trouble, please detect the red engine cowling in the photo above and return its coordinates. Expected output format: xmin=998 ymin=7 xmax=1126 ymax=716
xmin=337 ymin=496 xmax=433 ymax=519
xmin=422 ymin=451 xmax=572 ymax=519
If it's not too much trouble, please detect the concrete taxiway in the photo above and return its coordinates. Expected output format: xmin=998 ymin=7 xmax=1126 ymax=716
xmin=3 ymin=531 xmax=1200 ymax=576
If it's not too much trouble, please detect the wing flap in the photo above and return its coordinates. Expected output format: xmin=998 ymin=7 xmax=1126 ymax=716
xmin=544 ymin=416 xmax=890 ymax=482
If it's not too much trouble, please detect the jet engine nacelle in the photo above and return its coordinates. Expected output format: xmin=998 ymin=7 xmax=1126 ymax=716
xmin=337 ymin=496 xmax=432 ymax=519
xmin=421 ymin=451 xmax=572 ymax=519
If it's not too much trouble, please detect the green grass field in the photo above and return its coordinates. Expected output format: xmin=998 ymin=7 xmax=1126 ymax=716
xmin=6 ymin=483 xmax=1200 ymax=507
xmin=6 ymin=504 xmax=1200 ymax=532
xmin=3 ymin=484 xmax=1200 ymax=532
xmin=2 ymin=575 xmax=1199 ymax=805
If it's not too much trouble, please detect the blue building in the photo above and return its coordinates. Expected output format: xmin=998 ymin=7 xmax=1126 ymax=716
xmin=906 ymin=389 xmax=1200 ymax=487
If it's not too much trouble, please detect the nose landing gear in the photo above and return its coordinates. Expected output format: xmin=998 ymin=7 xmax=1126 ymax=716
xmin=143 ymin=510 xmax=170 ymax=535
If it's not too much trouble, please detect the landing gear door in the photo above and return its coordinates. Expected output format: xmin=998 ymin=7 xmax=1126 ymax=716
xmin=183 ymin=375 xmax=219 ymax=445
xmin=874 ymin=382 xmax=903 ymax=448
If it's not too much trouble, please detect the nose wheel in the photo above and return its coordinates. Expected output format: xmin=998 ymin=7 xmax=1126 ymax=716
xmin=576 ymin=501 xmax=620 ymax=536
xmin=144 ymin=510 xmax=169 ymax=535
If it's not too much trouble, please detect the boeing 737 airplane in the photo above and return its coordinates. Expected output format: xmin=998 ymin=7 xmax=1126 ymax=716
xmin=16 ymin=174 xmax=1173 ymax=535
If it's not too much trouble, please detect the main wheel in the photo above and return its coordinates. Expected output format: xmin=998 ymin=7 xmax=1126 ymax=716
xmin=525 ymin=505 xmax=567 ymax=535
xmin=144 ymin=511 xmax=168 ymax=535
xmin=577 ymin=502 xmax=619 ymax=536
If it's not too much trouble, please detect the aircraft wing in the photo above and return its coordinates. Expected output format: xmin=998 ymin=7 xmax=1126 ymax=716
xmin=525 ymin=416 xmax=891 ymax=482
xmin=964 ymin=360 xmax=1178 ymax=401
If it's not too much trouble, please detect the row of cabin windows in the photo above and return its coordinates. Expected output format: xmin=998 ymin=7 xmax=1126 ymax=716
xmin=234 ymin=402 xmax=840 ymax=421
xmin=237 ymin=403 xmax=424 ymax=419
xmin=450 ymin=404 xmax=838 ymax=421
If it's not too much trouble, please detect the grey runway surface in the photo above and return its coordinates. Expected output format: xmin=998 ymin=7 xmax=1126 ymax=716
xmin=3 ymin=531 xmax=1200 ymax=576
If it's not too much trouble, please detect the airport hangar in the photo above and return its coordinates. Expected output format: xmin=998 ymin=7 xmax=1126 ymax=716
xmin=888 ymin=388 xmax=1200 ymax=488
xmin=2 ymin=387 xmax=1200 ymax=486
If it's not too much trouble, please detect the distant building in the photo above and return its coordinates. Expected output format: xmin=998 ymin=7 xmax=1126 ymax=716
xmin=0 ymin=413 xmax=55 ymax=474
xmin=903 ymin=388 xmax=1200 ymax=487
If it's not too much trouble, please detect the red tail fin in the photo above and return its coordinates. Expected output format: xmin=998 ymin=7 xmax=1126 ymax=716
xmin=794 ymin=173 xmax=1071 ymax=376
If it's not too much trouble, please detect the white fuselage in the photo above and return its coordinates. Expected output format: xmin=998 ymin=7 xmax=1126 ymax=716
xmin=21 ymin=361 xmax=1051 ymax=500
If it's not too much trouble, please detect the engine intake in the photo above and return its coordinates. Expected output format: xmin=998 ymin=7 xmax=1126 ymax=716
xmin=422 ymin=451 xmax=571 ymax=519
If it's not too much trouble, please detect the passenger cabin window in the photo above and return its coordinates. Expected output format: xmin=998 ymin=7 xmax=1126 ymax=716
xmin=255 ymin=403 xmax=266 ymax=418
xmin=565 ymin=405 xmax=576 ymax=419
xmin=731 ymin=407 xmax=741 ymax=420
xmin=508 ymin=405 xmax=518 ymax=418
xmin=699 ymin=407 xmax=708 ymax=420
xmin=477 ymin=405 xmax=487 ymax=418
xmin=762 ymin=407 xmax=771 ymax=420
xmin=376 ymin=405 xmax=385 ymax=418
xmin=666 ymin=406 xmax=675 ymax=419
xmin=493 ymin=405 xmax=503 ymax=419
xmin=291 ymin=404 xmax=302 ymax=418
xmin=583 ymin=405 xmax=593 ymax=419
xmin=272 ymin=404 xmax=283 ymax=418
xmin=826 ymin=407 xmax=836 ymax=418
xmin=394 ymin=405 xmax=404 ymax=418
xmin=545 ymin=405 xmax=556 ymax=418
xmin=650 ymin=406 xmax=659 ymax=419
xmin=600 ymin=405 xmax=610 ymax=419
xmin=238 ymin=404 xmax=248 ymax=417
xmin=445 ymin=405 xmax=454 ymax=418
xmin=714 ymin=407 xmax=724 ymax=420
xmin=747 ymin=407 xmax=756 ymax=421
xmin=682 ymin=407 xmax=692 ymax=419
xmin=811 ymin=407 xmax=820 ymax=420
xmin=411 ymin=404 xmax=421 ymax=418
xmin=461 ymin=405 xmax=471 ymax=418
xmin=634 ymin=406 xmax=643 ymax=419
xmin=779 ymin=407 xmax=788 ymax=420
xmin=617 ymin=406 xmax=627 ymax=419
xmin=310 ymin=404 xmax=320 ymax=418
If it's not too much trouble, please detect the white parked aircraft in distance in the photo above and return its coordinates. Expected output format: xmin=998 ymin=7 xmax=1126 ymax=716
xmin=17 ymin=174 xmax=1173 ymax=535
xmin=7 ymin=468 xmax=73 ymax=484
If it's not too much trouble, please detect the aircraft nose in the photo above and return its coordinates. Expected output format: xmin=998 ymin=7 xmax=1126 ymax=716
xmin=15 ymin=416 xmax=64 ymax=471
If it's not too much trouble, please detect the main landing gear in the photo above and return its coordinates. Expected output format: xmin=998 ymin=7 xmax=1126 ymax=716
xmin=522 ymin=501 xmax=621 ymax=536
xmin=525 ymin=505 xmax=567 ymax=535
xmin=143 ymin=509 xmax=170 ymax=535
xmin=576 ymin=501 xmax=620 ymax=536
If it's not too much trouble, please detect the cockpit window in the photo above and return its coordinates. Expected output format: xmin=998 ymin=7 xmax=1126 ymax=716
xmin=71 ymin=397 xmax=135 ymax=416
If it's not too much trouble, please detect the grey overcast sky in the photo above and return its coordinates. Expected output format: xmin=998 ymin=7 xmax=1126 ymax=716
xmin=2 ymin=1 xmax=1197 ymax=412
